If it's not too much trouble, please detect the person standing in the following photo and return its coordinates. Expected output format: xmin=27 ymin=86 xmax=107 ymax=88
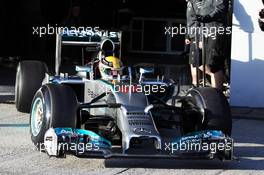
xmin=185 ymin=0 xmax=202 ymax=86
xmin=187 ymin=0 xmax=229 ymax=90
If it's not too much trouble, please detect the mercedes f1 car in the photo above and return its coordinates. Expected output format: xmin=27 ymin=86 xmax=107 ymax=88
xmin=15 ymin=29 xmax=233 ymax=160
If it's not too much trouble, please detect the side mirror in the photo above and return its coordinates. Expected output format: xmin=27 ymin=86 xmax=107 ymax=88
xmin=139 ymin=68 xmax=155 ymax=82
xmin=75 ymin=66 xmax=91 ymax=73
xmin=76 ymin=66 xmax=92 ymax=79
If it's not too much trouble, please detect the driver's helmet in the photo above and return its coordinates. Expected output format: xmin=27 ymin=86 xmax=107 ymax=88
xmin=99 ymin=56 xmax=123 ymax=80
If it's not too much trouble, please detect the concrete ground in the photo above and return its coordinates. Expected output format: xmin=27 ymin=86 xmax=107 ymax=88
xmin=0 ymin=65 xmax=264 ymax=175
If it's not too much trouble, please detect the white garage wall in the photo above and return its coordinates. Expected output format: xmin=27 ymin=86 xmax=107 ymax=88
xmin=230 ymin=0 xmax=264 ymax=107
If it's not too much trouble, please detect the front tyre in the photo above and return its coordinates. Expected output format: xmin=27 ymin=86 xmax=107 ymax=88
xmin=30 ymin=84 xmax=78 ymax=148
xmin=181 ymin=87 xmax=232 ymax=136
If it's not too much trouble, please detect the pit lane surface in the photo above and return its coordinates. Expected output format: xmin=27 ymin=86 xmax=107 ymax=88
xmin=0 ymin=66 xmax=264 ymax=175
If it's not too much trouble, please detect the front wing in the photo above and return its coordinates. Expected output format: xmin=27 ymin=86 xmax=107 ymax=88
xmin=43 ymin=128 xmax=234 ymax=160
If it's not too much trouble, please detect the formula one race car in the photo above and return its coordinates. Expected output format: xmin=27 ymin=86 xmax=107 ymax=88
xmin=15 ymin=29 xmax=233 ymax=160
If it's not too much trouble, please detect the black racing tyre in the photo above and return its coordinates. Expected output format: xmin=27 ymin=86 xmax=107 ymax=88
xmin=15 ymin=61 xmax=48 ymax=113
xmin=181 ymin=87 xmax=232 ymax=136
xmin=30 ymin=84 xmax=78 ymax=148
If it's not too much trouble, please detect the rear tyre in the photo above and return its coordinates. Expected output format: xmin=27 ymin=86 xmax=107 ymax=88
xmin=30 ymin=84 xmax=78 ymax=148
xmin=15 ymin=61 xmax=48 ymax=113
xmin=181 ymin=87 xmax=232 ymax=136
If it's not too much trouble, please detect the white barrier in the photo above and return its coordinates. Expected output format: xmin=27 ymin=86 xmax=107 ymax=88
xmin=230 ymin=0 xmax=264 ymax=107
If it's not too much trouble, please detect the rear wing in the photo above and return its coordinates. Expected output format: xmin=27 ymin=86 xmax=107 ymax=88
xmin=55 ymin=29 xmax=122 ymax=75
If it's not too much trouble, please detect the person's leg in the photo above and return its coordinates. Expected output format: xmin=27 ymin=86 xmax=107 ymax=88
xmin=204 ymin=65 xmax=224 ymax=90
xmin=189 ymin=40 xmax=203 ymax=86
xmin=190 ymin=64 xmax=198 ymax=85
xmin=189 ymin=41 xmax=199 ymax=86
xmin=205 ymin=35 xmax=225 ymax=90
xmin=211 ymin=70 xmax=224 ymax=90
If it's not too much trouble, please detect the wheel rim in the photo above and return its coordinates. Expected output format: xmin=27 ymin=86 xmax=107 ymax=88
xmin=31 ymin=97 xmax=44 ymax=136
